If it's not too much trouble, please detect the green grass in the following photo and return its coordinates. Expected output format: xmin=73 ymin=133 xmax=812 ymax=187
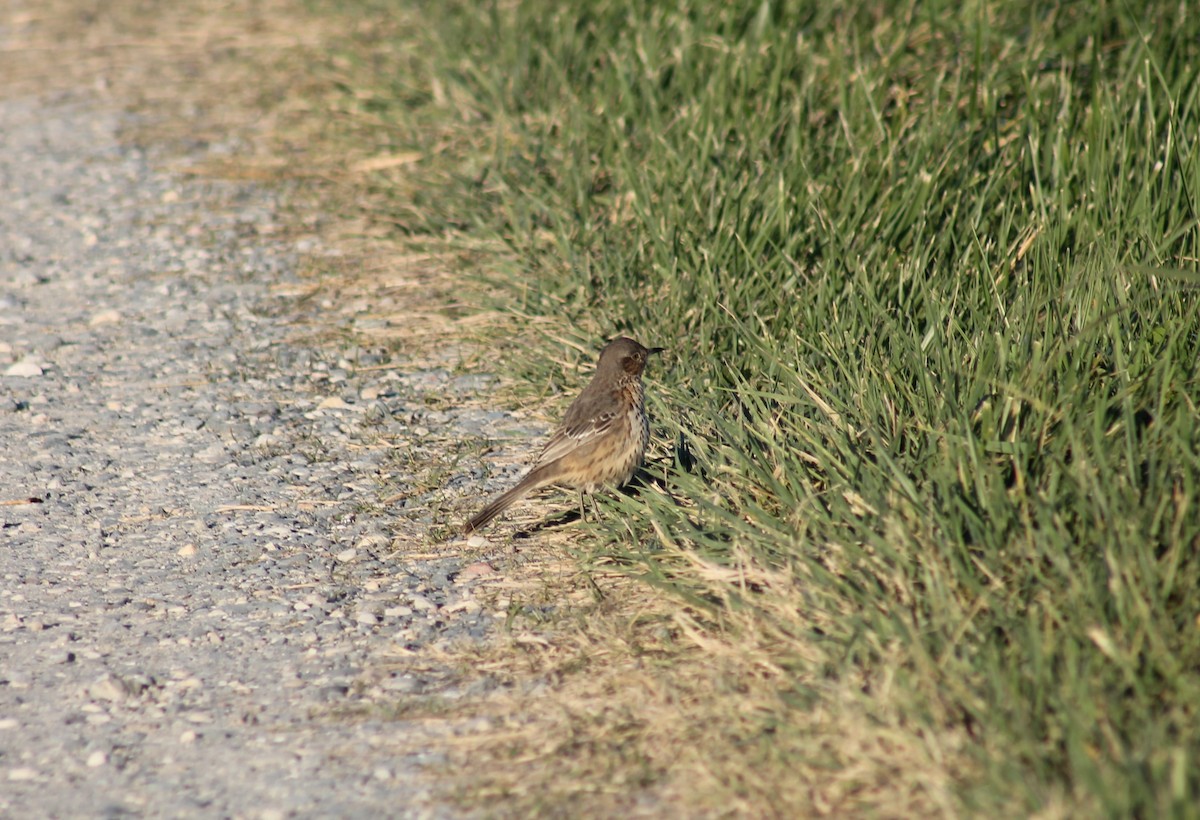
xmin=320 ymin=0 xmax=1200 ymax=813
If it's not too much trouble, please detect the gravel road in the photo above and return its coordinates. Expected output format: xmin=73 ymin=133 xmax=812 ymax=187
xmin=0 ymin=91 xmax=504 ymax=817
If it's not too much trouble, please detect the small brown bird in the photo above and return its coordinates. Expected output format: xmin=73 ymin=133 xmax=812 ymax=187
xmin=464 ymin=337 xmax=662 ymax=534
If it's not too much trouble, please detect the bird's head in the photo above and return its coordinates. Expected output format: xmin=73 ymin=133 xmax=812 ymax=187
xmin=598 ymin=336 xmax=663 ymax=377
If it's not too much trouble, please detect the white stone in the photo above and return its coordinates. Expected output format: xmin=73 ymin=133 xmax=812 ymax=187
xmin=4 ymin=361 xmax=42 ymax=377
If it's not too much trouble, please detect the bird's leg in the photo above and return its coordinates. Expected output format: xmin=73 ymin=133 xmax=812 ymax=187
xmin=589 ymin=492 xmax=601 ymax=522
xmin=578 ymin=489 xmax=587 ymax=522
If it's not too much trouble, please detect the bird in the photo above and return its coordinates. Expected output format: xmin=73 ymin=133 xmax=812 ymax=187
xmin=464 ymin=337 xmax=662 ymax=534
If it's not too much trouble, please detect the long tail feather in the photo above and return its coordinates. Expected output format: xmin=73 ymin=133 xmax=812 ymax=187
xmin=463 ymin=467 xmax=549 ymax=534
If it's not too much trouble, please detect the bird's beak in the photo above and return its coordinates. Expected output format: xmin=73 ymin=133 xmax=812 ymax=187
xmin=648 ymin=347 xmax=665 ymax=355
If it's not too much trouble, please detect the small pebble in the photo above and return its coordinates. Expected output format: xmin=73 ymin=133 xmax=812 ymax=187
xmin=355 ymin=533 xmax=389 ymax=550
xmin=408 ymin=595 xmax=438 ymax=612
xmin=89 ymin=309 xmax=122 ymax=326
xmin=4 ymin=361 xmax=43 ymax=377
xmin=458 ymin=561 xmax=496 ymax=579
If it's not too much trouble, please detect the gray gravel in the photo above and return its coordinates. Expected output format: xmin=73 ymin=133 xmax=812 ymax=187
xmin=0 ymin=93 xmax=504 ymax=816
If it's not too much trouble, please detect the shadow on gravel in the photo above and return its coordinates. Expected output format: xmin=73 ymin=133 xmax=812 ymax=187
xmin=512 ymin=507 xmax=582 ymax=538
xmin=511 ymin=461 xmax=682 ymax=538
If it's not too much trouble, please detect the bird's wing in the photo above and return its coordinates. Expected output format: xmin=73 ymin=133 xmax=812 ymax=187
xmin=535 ymin=405 xmax=620 ymax=465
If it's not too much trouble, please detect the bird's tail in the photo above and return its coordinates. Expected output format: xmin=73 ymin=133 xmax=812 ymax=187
xmin=463 ymin=467 xmax=550 ymax=534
